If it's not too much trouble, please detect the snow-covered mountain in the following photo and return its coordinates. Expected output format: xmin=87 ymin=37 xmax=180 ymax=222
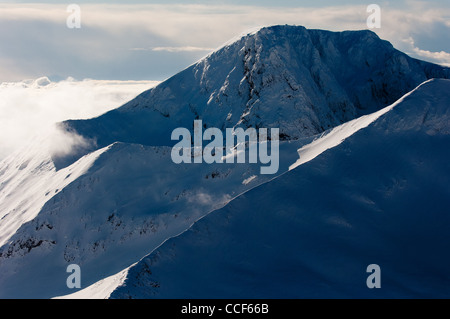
xmin=105 ymin=78 xmax=450 ymax=299
xmin=0 ymin=25 xmax=449 ymax=299
xmin=60 ymin=78 xmax=450 ymax=299
xmin=61 ymin=25 xmax=449 ymax=167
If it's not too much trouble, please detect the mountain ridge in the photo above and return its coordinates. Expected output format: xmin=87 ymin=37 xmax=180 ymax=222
xmin=106 ymin=79 xmax=450 ymax=299
xmin=58 ymin=78 xmax=450 ymax=299
xmin=61 ymin=25 xmax=449 ymax=168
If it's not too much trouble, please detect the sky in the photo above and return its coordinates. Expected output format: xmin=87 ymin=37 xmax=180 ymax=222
xmin=1 ymin=0 xmax=449 ymax=82
xmin=0 ymin=0 xmax=449 ymax=158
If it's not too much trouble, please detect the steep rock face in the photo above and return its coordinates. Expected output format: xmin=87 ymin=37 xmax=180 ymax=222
xmin=63 ymin=25 xmax=449 ymax=165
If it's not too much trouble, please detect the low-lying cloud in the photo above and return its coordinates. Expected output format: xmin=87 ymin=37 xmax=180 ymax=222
xmin=0 ymin=77 xmax=159 ymax=160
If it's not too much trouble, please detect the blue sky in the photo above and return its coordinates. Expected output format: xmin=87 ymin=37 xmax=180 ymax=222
xmin=0 ymin=0 xmax=449 ymax=82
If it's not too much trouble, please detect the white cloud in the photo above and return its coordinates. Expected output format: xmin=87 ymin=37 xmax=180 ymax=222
xmin=413 ymin=49 xmax=450 ymax=67
xmin=45 ymin=124 xmax=92 ymax=160
xmin=151 ymin=46 xmax=215 ymax=53
xmin=371 ymin=3 xmax=450 ymax=66
xmin=1 ymin=3 xmax=449 ymax=81
xmin=0 ymin=77 xmax=159 ymax=159
xmin=401 ymin=37 xmax=450 ymax=67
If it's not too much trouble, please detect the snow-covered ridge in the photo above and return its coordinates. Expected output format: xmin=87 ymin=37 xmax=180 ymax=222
xmin=0 ymin=137 xmax=304 ymax=298
xmin=57 ymin=79 xmax=450 ymax=299
xmin=288 ymin=78 xmax=436 ymax=170
xmin=106 ymin=78 xmax=450 ymax=299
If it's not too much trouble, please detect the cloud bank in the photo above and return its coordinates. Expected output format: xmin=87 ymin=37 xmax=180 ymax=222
xmin=0 ymin=3 xmax=449 ymax=82
xmin=0 ymin=77 xmax=159 ymax=160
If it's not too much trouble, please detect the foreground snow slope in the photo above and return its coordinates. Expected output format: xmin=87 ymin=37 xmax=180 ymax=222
xmin=0 ymin=137 xmax=305 ymax=298
xmin=107 ymin=79 xmax=450 ymax=299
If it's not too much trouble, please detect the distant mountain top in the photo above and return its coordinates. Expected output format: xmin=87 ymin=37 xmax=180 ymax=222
xmin=62 ymin=25 xmax=449 ymax=168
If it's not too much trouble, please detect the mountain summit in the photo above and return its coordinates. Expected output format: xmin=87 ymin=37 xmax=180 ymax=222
xmin=63 ymin=25 xmax=449 ymax=166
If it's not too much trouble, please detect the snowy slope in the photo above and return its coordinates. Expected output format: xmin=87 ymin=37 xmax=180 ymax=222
xmin=105 ymin=79 xmax=450 ymax=299
xmin=62 ymin=25 xmax=449 ymax=166
xmin=0 ymin=134 xmax=108 ymax=248
xmin=0 ymin=136 xmax=306 ymax=298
